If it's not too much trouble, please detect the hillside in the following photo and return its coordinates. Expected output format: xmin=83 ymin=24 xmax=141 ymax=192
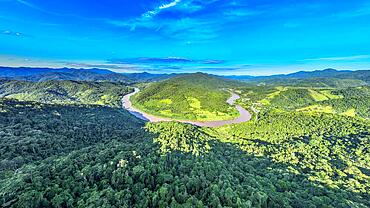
xmin=0 ymin=79 xmax=132 ymax=107
xmin=0 ymin=100 xmax=368 ymax=207
xmin=234 ymin=85 xmax=370 ymax=119
xmin=132 ymin=73 xmax=242 ymax=121
xmin=0 ymin=67 xmax=131 ymax=83
xmin=227 ymin=69 xmax=370 ymax=87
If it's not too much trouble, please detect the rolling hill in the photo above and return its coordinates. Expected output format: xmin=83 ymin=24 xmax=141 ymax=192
xmin=0 ymin=70 xmax=369 ymax=207
xmin=0 ymin=79 xmax=131 ymax=107
xmin=226 ymin=69 xmax=370 ymax=87
xmin=0 ymin=66 xmax=131 ymax=83
xmin=132 ymin=73 xmax=243 ymax=121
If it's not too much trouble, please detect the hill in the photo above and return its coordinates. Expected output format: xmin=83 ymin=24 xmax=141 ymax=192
xmin=0 ymin=66 xmax=131 ymax=83
xmin=0 ymin=102 xmax=368 ymax=207
xmin=132 ymin=73 xmax=242 ymax=121
xmin=226 ymin=69 xmax=370 ymax=87
xmin=0 ymin=79 xmax=131 ymax=107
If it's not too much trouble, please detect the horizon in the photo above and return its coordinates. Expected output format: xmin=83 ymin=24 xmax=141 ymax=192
xmin=0 ymin=64 xmax=363 ymax=77
xmin=1 ymin=0 xmax=370 ymax=75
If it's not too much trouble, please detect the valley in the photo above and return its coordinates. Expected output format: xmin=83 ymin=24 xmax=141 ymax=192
xmin=0 ymin=67 xmax=369 ymax=208
xmin=2 ymin=1 xmax=370 ymax=207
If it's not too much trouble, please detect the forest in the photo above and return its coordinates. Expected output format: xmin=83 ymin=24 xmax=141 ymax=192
xmin=132 ymin=73 xmax=241 ymax=121
xmin=0 ymin=71 xmax=369 ymax=207
xmin=0 ymin=79 xmax=132 ymax=107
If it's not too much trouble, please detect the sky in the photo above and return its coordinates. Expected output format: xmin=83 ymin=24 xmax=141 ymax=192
xmin=0 ymin=0 xmax=370 ymax=75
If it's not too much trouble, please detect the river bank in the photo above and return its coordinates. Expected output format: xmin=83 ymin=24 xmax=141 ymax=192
xmin=122 ymin=88 xmax=251 ymax=127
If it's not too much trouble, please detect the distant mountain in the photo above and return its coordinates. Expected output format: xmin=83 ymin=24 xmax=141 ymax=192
xmin=122 ymin=72 xmax=180 ymax=82
xmin=226 ymin=69 xmax=370 ymax=86
xmin=223 ymin=75 xmax=256 ymax=80
xmin=0 ymin=66 xmax=130 ymax=82
xmin=278 ymin=68 xmax=352 ymax=79
xmin=272 ymin=68 xmax=370 ymax=82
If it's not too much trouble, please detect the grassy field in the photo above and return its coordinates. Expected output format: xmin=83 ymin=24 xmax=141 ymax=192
xmin=236 ymin=85 xmax=370 ymax=119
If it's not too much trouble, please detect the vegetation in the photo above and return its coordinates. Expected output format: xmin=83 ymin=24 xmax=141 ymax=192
xmin=132 ymin=73 xmax=241 ymax=121
xmin=0 ymin=66 xmax=131 ymax=83
xmin=0 ymin=71 xmax=369 ymax=207
xmin=1 ymin=105 xmax=369 ymax=207
xmin=229 ymin=69 xmax=370 ymax=87
xmin=0 ymin=80 xmax=132 ymax=107
xmin=0 ymin=99 xmax=143 ymax=177
xmin=236 ymin=85 xmax=370 ymax=119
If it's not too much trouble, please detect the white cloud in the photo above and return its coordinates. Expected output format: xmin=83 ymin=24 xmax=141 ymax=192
xmin=304 ymin=55 xmax=370 ymax=61
xmin=159 ymin=0 xmax=181 ymax=10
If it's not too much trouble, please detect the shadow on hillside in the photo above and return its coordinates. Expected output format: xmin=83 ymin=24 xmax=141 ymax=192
xmin=0 ymin=99 xmax=146 ymax=177
xmin=160 ymin=138 xmax=369 ymax=207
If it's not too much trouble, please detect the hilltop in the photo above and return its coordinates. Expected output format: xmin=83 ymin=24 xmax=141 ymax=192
xmin=0 ymin=66 xmax=131 ymax=83
xmin=132 ymin=73 xmax=243 ymax=121
xmin=226 ymin=69 xmax=370 ymax=87
xmin=0 ymin=79 xmax=131 ymax=107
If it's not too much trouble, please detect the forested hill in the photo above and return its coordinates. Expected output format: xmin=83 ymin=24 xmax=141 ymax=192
xmin=132 ymin=73 xmax=243 ymax=121
xmin=1 ymin=100 xmax=369 ymax=207
xmin=225 ymin=69 xmax=370 ymax=87
xmin=0 ymin=66 xmax=131 ymax=83
xmin=0 ymin=79 xmax=131 ymax=107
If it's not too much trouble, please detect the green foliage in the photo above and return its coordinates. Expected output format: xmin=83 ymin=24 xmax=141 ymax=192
xmin=0 ymin=99 xmax=143 ymax=178
xmin=132 ymin=73 xmax=240 ymax=121
xmin=146 ymin=122 xmax=211 ymax=156
xmin=0 ymin=80 xmax=131 ymax=107
xmin=237 ymin=85 xmax=370 ymax=119
xmin=207 ymin=110 xmax=370 ymax=194
xmin=1 ymin=77 xmax=369 ymax=207
xmin=321 ymin=87 xmax=370 ymax=118
xmin=1 ymin=115 xmax=369 ymax=207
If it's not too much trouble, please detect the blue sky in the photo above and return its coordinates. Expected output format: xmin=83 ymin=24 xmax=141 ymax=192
xmin=0 ymin=0 xmax=370 ymax=75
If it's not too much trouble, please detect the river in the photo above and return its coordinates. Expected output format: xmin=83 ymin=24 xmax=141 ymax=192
xmin=122 ymin=88 xmax=251 ymax=127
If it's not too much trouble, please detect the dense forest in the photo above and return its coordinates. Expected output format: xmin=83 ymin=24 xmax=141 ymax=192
xmin=0 ymin=70 xmax=369 ymax=207
xmin=0 ymin=80 xmax=132 ymax=107
xmin=0 ymin=100 xmax=369 ymax=207
xmin=228 ymin=69 xmax=370 ymax=87
xmin=0 ymin=67 xmax=131 ymax=83
xmin=132 ymin=73 xmax=241 ymax=121
xmin=235 ymin=85 xmax=370 ymax=119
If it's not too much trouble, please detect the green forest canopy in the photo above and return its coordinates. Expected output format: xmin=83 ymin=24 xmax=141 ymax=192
xmin=132 ymin=73 xmax=241 ymax=121
xmin=0 ymin=99 xmax=369 ymax=207
xmin=0 ymin=79 xmax=132 ymax=107
xmin=0 ymin=73 xmax=369 ymax=207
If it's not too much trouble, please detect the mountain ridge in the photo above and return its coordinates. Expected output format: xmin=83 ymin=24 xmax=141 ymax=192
xmin=1 ymin=66 xmax=369 ymax=84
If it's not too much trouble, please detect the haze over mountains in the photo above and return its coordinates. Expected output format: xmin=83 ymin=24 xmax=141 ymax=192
xmin=1 ymin=66 xmax=369 ymax=85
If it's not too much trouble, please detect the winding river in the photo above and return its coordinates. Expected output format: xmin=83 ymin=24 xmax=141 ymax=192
xmin=122 ymin=88 xmax=251 ymax=127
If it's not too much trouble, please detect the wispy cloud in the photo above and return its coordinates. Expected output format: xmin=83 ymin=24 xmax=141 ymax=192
xmin=105 ymin=0 xmax=256 ymax=41
xmin=224 ymin=9 xmax=261 ymax=18
xmin=333 ymin=3 xmax=370 ymax=19
xmin=142 ymin=0 xmax=182 ymax=19
xmin=108 ymin=57 xmax=225 ymax=65
xmin=15 ymin=0 xmax=52 ymax=14
xmin=159 ymin=0 xmax=181 ymax=10
xmin=109 ymin=57 xmax=192 ymax=64
xmin=304 ymin=55 xmax=370 ymax=61
xmin=2 ymin=30 xmax=24 ymax=37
